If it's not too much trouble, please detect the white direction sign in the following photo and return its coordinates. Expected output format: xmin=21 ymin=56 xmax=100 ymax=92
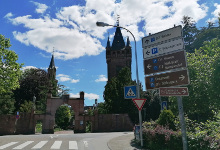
xmin=143 ymin=37 xmax=184 ymax=59
xmin=142 ymin=25 xmax=182 ymax=48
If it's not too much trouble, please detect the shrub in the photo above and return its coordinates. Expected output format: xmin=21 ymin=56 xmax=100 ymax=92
xmin=143 ymin=124 xmax=182 ymax=150
xmin=157 ymin=109 xmax=176 ymax=130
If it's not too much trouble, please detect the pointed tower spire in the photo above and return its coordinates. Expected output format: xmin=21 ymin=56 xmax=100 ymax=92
xmin=49 ymin=47 xmax=56 ymax=69
xmin=106 ymin=33 xmax=111 ymax=48
xmin=49 ymin=54 xmax=55 ymax=69
xmin=111 ymin=15 xmax=125 ymax=50
xmin=48 ymin=49 xmax=56 ymax=81
xmin=126 ymin=36 xmax=130 ymax=47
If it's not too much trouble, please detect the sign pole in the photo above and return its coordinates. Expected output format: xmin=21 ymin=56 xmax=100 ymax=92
xmin=177 ymin=96 xmax=188 ymax=150
xmin=138 ymin=110 xmax=143 ymax=146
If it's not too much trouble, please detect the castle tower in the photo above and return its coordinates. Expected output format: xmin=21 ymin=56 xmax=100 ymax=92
xmin=48 ymin=54 xmax=56 ymax=80
xmin=48 ymin=54 xmax=57 ymax=96
xmin=106 ymin=23 xmax=132 ymax=81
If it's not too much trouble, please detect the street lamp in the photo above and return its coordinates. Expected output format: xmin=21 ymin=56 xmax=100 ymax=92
xmin=96 ymin=21 xmax=143 ymax=146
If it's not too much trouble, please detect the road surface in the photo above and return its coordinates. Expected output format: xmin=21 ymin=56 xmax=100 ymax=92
xmin=0 ymin=131 xmax=132 ymax=150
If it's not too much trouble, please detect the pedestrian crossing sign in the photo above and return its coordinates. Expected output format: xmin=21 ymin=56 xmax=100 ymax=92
xmin=124 ymin=85 xmax=136 ymax=99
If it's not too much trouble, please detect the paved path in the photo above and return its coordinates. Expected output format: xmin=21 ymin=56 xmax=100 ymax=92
xmin=108 ymin=132 xmax=145 ymax=150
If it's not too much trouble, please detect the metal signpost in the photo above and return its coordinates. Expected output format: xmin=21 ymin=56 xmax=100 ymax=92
xmin=132 ymin=99 xmax=146 ymax=147
xmin=142 ymin=25 xmax=188 ymax=149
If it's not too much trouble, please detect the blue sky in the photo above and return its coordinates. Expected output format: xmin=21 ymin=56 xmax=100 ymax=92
xmin=0 ymin=0 xmax=220 ymax=106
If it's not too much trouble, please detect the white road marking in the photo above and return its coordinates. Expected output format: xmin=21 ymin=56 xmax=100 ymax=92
xmin=69 ymin=141 xmax=78 ymax=149
xmin=0 ymin=142 xmax=18 ymax=149
xmin=83 ymin=141 xmax=88 ymax=148
xmin=13 ymin=141 xmax=34 ymax=149
xmin=50 ymin=141 xmax=62 ymax=149
xmin=31 ymin=141 xmax=48 ymax=149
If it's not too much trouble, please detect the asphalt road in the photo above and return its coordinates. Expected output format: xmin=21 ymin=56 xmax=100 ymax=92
xmin=0 ymin=131 xmax=132 ymax=150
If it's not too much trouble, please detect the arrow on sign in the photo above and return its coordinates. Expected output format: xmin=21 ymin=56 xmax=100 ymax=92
xmin=182 ymin=89 xmax=187 ymax=94
xmin=132 ymin=99 xmax=147 ymax=111
xmin=179 ymin=75 xmax=185 ymax=81
xmin=147 ymin=64 xmax=152 ymax=69
xmin=146 ymin=51 xmax=150 ymax=55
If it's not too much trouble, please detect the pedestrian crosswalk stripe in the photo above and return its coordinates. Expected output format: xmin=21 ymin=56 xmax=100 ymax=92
xmin=0 ymin=140 xmax=86 ymax=150
xmin=0 ymin=142 xmax=18 ymax=149
xmin=31 ymin=141 xmax=48 ymax=149
xmin=13 ymin=141 xmax=34 ymax=149
xmin=50 ymin=141 xmax=62 ymax=149
xmin=69 ymin=141 xmax=78 ymax=149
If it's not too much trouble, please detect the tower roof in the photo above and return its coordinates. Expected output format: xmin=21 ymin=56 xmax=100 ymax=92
xmin=111 ymin=27 xmax=125 ymax=50
xmin=106 ymin=35 xmax=111 ymax=48
xmin=126 ymin=36 xmax=130 ymax=47
xmin=49 ymin=54 xmax=55 ymax=69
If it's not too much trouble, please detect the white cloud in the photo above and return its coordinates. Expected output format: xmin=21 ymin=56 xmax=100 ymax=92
xmin=70 ymin=93 xmax=80 ymax=98
xmin=4 ymin=12 xmax=13 ymax=18
xmin=22 ymin=66 xmax=37 ymax=71
xmin=11 ymin=15 xmax=104 ymax=60
xmin=207 ymin=3 xmax=220 ymax=23
xmin=70 ymin=92 xmax=99 ymax=100
xmin=8 ymin=0 xmax=208 ymax=60
xmin=85 ymin=93 xmax=100 ymax=100
xmin=95 ymin=75 xmax=108 ymax=82
xmin=57 ymin=74 xmax=79 ymax=83
xmin=31 ymin=1 xmax=48 ymax=14
xmin=71 ymin=79 xmax=80 ymax=83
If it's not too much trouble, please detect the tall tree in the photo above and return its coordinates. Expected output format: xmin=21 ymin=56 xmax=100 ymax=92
xmin=13 ymin=68 xmax=50 ymax=113
xmin=182 ymin=39 xmax=220 ymax=122
xmin=0 ymin=92 xmax=15 ymax=114
xmin=103 ymin=67 xmax=140 ymax=123
xmin=182 ymin=16 xmax=198 ymax=53
xmin=0 ymin=34 xmax=23 ymax=94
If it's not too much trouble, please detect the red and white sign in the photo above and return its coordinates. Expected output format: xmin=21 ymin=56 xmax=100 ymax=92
xmin=159 ymin=87 xmax=189 ymax=96
xmin=132 ymin=99 xmax=146 ymax=110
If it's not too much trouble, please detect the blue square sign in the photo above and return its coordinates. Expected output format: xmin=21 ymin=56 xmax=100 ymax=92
xmin=124 ymin=85 xmax=136 ymax=99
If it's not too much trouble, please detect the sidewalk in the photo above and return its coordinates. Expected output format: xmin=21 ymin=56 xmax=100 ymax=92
xmin=108 ymin=132 xmax=146 ymax=150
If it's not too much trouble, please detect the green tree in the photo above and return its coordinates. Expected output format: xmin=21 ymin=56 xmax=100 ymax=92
xmin=192 ymin=24 xmax=220 ymax=50
xmin=13 ymin=68 xmax=50 ymax=113
xmin=19 ymin=100 xmax=33 ymax=113
xmin=0 ymin=34 xmax=23 ymax=94
xmin=55 ymin=105 xmax=71 ymax=130
xmin=0 ymin=92 xmax=15 ymax=114
xmin=183 ymin=38 xmax=220 ymax=121
xmin=182 ymin=16 xmax=198 ymax=53
xmin=103 ymin=67 xmax=140 ymax=123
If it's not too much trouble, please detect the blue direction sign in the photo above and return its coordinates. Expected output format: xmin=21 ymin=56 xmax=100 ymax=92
xmin=124 ymin=85 xmax=136 ymax=99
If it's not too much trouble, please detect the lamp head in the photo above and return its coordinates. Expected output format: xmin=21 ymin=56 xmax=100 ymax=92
xmin=96 ymin=22 xmax=110 ymax=27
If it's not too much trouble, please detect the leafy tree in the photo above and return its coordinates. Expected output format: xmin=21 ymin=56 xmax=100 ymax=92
xmin=55 ymin=105 xmax=71 ymax=129
xmin=19 ymin=100 xmax=33 ymax=113
xmin=181 ymin=16 xmax=198 ymax=53
xmin=0 ymin=92 xmax=15 ymax=114
xmin=13 ymin=68 xmax=50 ymax=112
xmin=103 ymin=67 xmax=140 ymax=123
xmin=97 ymin=102 xmax=108 ymax=114
xmin=0 ymin=34 xmax=23 ymax=94
xmin=183 ymin=38 xmax=220 ymax=122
